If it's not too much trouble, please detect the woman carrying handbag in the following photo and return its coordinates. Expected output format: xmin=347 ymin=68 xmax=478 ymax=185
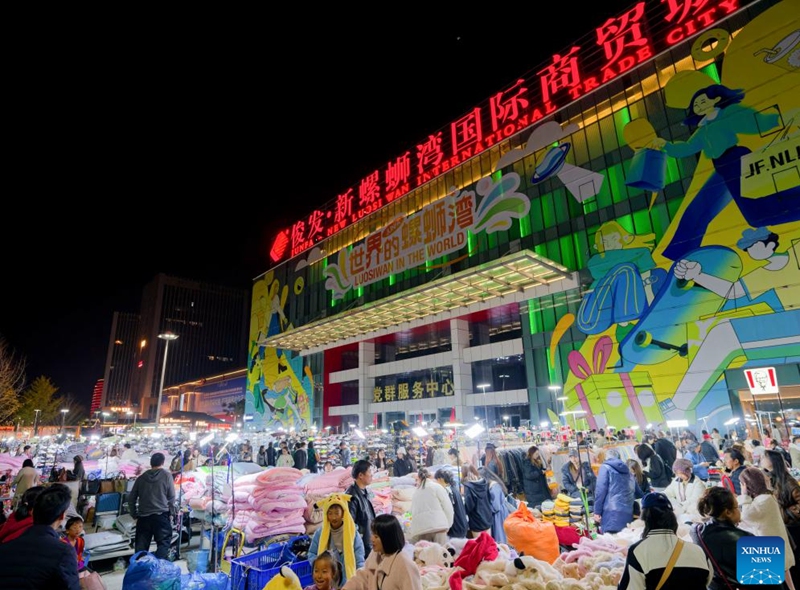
xmin=618 ymin=492 xmax=712 ymax=589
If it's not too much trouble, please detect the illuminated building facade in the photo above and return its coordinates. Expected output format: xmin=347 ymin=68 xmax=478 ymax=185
xmin=101 ymin=312 xmax=140 ymax=408
xmin=250 ymin=0 xmax=800 ymax=437
xmin=105 ymin=274 xmax=249 ymax=419
xmin=160 ymin=368 xmax=247 ymax=424
xmin=90 ymin=379 xmax=104 ymax=415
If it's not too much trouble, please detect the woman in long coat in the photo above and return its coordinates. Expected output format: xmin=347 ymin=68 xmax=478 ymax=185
xmin=521 ymin=445 xmax=550 ymax=508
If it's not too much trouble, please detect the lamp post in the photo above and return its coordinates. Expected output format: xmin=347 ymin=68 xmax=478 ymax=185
xmin=548 ymin=384 xmax=563 ymax=425
xmin=60 ymin=409 xmax=69 ymax=434
xmin=155 ymin=331 xmax=179 ymax=430
xmin=477 ymin=383 xmax=491 ymax=427
xmin=33 ymin=409 xmax=41 ymax=437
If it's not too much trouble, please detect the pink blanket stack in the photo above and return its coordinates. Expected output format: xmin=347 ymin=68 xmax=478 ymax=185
xmin=228 ymin=467 xmax=307 ymax=543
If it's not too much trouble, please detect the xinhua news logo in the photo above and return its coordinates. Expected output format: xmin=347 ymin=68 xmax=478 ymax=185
xmin=737 ymin=536 xmax=785 ymax=586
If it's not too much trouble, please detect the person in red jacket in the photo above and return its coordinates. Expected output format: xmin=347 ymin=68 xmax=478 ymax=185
xmin=61 ymin=516 xmax=86 ymax=571
xmin=0 ymin=486 xmax=43 ymax=543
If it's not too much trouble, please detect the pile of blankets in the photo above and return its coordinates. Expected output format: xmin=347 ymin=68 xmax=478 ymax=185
xmin=228 ymin=467 xmax=307 ymax=543
xmin=390 ymin=475 xmax=416 ymax=516
xmin=298 ymin=468 xmax=354 ymax=535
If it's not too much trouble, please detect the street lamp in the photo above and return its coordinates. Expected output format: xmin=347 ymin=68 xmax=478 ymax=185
xmin=33 ymin=409 xmax=41 ymax=437
xmin=477 ymin=383 xmax=491 ymax=427
xmin=60 ymin=409 xmax=69 ymax=434
xmin=557 ymin=396 xmax=568 ymax=425
xmin=155 ymin=331 xmax=179 ymax=429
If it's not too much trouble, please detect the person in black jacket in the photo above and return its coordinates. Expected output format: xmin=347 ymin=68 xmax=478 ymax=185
xmin=723 ymin=449 xmax=746 ymax=495
xmin=692 ymin=486 xmax=760 ymax=590
xmin=346 ymin=460 xmax=376 ymax=557
xmin=618 ymin=492 xmax=712 ymax=590
xmin=392 ymin=447 xmax=415 ymax=477
xmin=652 ymin=434 xmax=677 ymax=471
xmin=0 ymin=483 xmax=80 ymax=590
xmin=462 ymin=464 xmax=492 ymax=535
xmin=293 ymin=442 xmax=308 ymax=470
xmin=637 ymin=444 xmax=672 ymax=489
xmin=561 ymin=448 xmax=596 ymax=498
xmin=266 ymin=441 xmax=276 ymax=466
xmin=435 ymin=468 xmax=468 ymax=538
xmin=521 ymin=445 xmax=551 ymax=508
xmin=700 ymin=438 xmax=721 ymax=464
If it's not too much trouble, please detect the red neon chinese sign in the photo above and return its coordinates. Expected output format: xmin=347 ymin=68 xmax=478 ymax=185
xmin=269 ymin=0 xmax=747 ymax=263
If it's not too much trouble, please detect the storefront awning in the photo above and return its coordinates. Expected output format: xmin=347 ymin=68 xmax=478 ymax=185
xmin=263 ymin=249 xmax=572 ymax=352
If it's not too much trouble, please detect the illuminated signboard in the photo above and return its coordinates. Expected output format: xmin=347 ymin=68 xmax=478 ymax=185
xmin=324 ymin=171 xmax=530 ymax=299
xmin=373 ymin=367 xmax=455 ymax=403
xmin=270 ymin=0 xmax=750 ymax=263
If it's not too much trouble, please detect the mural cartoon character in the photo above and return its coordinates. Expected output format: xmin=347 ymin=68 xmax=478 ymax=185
xmin=664 ymin=226 xmax=800 ymax=418
xmin=576 ymin=221 xmax=665 ymax=339
xmin=246 ymin=271 xmax=313 ymax=430
xmin=652 ymin=78 xmax=798 ymax=260
xmin=559 ymin=1 xmax=800 ymax=432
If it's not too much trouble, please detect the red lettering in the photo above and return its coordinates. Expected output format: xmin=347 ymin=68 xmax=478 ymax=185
xmin=696 ymin=8 xmax=717 ymax=26
xmin=584 ymin=76 xmax=599 ymax=92
xmin=545 ymin=101 xmax=557 ymax=114
xmin=719 ymin=0 xmax=738 ymax=13
xmin=531 ymin=108 xmax=545 ymax=122
xmin=601 ymin=67 xmax=617 ymax=83
xmin=617 ymin=54 xmax=637 ymax=73
xmin=667 ymin=27 xmax=684 ymax=44
xmin=637 ymin=45 xmax=652 ymax=61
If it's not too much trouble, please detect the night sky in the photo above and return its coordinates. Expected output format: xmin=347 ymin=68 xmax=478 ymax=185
xmin=2 ymin=3 xmax=635 ymax=410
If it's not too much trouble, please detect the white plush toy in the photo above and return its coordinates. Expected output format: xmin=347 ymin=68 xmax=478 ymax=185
xmin=414 ymin=541 xmax=456 ymax=568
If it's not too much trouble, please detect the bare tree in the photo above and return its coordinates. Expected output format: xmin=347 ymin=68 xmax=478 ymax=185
xmin=0 ymin=338 xmax=26 ymax=425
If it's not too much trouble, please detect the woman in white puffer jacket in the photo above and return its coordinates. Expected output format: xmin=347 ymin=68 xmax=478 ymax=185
xmin=409 ymin=467 xmax=454 ymax=545
xmin=738 ymin=466 xmax=796 ymax=590
xmin=663 ymin=458 xmax=707 ymax=523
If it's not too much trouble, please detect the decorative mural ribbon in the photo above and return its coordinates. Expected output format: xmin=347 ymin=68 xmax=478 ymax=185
xmin=566 ymin=336 xmax=649 ymax=430
xmin=567 ymin=338 xmax=611 ymax=430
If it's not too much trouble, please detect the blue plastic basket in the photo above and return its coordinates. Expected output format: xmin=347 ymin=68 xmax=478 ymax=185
xmin=230 ymin=545 xmax=312 ymax=590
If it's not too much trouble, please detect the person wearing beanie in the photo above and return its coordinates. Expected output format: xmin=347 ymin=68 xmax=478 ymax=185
xmin=663 ymin=459 xmax=706 ymax=523
xmin=308 ymin=493 xmax=365 ymax=584
xmin=618 ymin=492 xmax=712 ymax=589
xmin=392 ymin=447 xmax=415 ymax=477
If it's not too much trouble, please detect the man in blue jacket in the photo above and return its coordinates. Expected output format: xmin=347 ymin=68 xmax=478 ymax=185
xmin=594 ymin=448 xmax=635 ymax=533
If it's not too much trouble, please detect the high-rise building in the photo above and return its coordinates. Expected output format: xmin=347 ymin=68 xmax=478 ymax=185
xmin=90 ymin=379 xmax=104 ymax=415
xmin=101 ymin=312 xmax=140 ymax=408
xmin=249 ymin=0 xmax=799 ymax=439
xmin=104 ymin=274 xmax=249 ymax=419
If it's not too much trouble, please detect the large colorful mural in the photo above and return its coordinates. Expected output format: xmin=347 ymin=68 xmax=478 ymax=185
xmin=246 ymin=270 xmax=313 ymax=431
xmin=252 ymin=1 xmax=799 ymax=434
xmin=554 ymin=2 xmax=800 ymax=431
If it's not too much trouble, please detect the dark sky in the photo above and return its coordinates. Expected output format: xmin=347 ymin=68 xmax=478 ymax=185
xmin=3 ymin=3 xmax=634 ymax=408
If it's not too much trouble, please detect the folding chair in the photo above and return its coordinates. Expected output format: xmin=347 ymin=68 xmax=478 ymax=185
xmin=92 ymin=492 xmax=122 ymax=532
